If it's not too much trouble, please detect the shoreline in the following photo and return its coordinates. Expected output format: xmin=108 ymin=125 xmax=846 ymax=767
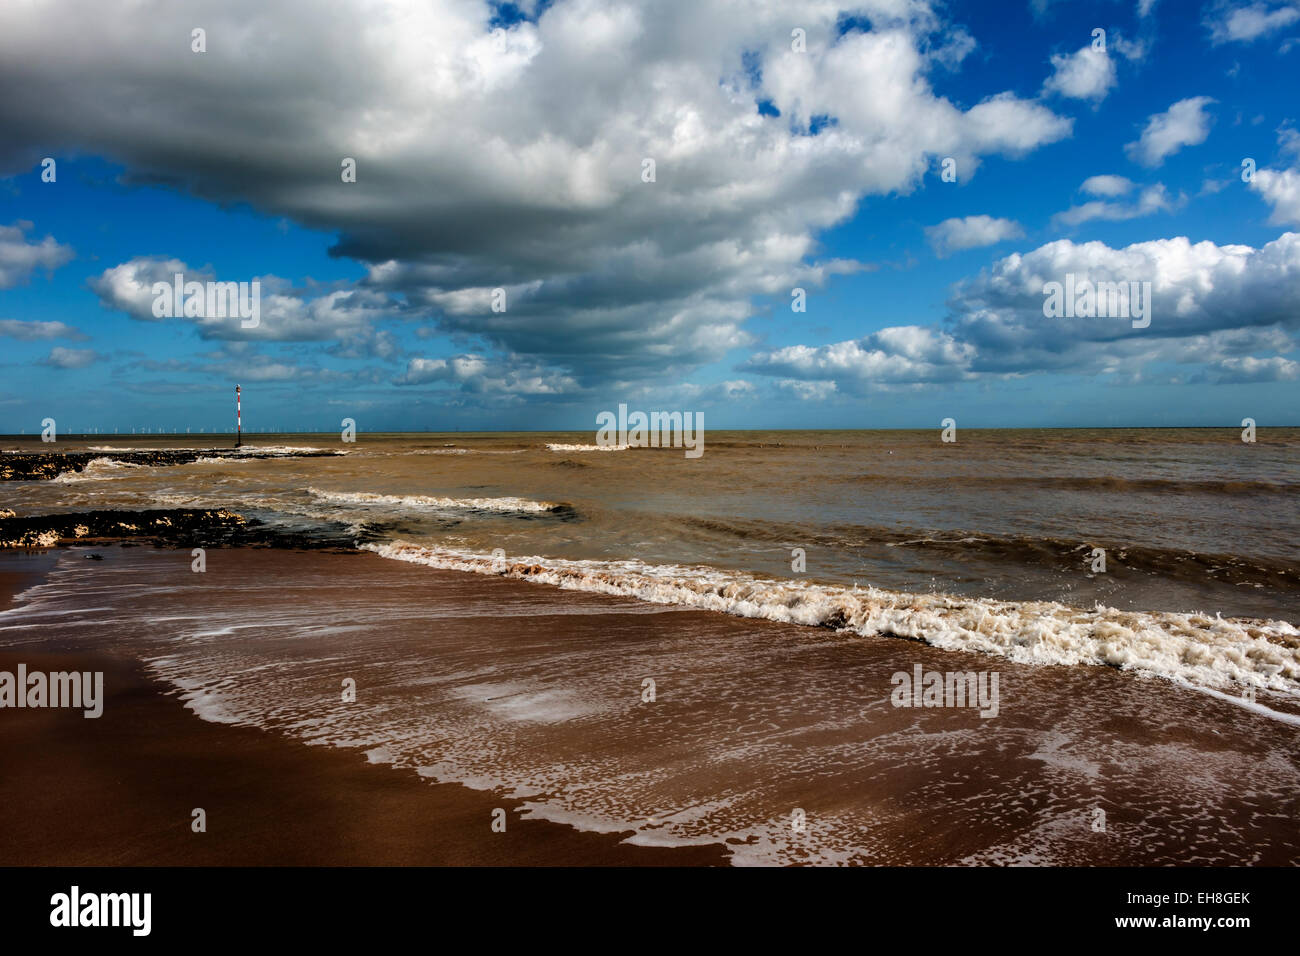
xmin=0 ymin=551 xmax=55 ymax=612
xmin=0 ymin=551 xmax=727 ymax=866
xmin=5 ymin=543 xmax=1299 ymax=866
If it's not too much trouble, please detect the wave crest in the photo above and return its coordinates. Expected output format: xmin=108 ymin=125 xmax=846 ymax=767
xmin=309 ymin=487 xmax=565 ymax=514
xmin=545 ymin=443 xmax=628 ymax=452
xmin=364 ymin=541 xmax=1300 ymax=699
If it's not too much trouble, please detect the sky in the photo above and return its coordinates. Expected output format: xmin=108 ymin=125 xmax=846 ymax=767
xmin=1 ymin=0 xmax=1298 ymax=433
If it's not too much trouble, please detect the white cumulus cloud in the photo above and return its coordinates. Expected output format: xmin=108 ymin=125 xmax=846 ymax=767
xmin=1206 ymin=2 xmax=1300 ymax=44
xmin=924 ymin=215 xmax=1025 ymax=257
xmin=1042 ymin=45 xmax=1116 ymax=102
xmin=1251 ymin=167 xmax=1300 ymax=225
xmin=0 ymin=318 xmax=84 ymax=340
xmin=1053 ymin=183 xmax=1183 ymax=228
xmin=1080 ymin=175 xmax=1135 ymax=197
xmin=44 ymin=346 xmax=99 ymax=369
xmin=0 ymin=0 xmax=1073 ymax=394
xmin=0 ymin=221 xmax=73 ymax=288
xmin=1125 ymin=97 xmax=1215 ymax=167
xmin=745 ymin=232 xmax=1300 ymax=390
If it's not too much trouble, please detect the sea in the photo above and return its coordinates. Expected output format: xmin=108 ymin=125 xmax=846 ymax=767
xmin=3 ymin=427 xmax=1298 ymax=864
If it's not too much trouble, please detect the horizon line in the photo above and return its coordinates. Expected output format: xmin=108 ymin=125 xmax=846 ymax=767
xmin=2 ymin=423 xmax=1295 ymax=438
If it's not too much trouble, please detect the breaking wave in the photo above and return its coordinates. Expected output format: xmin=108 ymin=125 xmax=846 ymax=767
xmin=364 ymin=540 xmax=1300 ymax=700
xmin=50 ymin=457 xmax=147 ymax=483
xmin=233 ymin=444 xmax=343 ymax=456
xmin=309 ymin=488 xmax=567 ymax=515
xmin=545 ymin=443 xmax=628 ymax=452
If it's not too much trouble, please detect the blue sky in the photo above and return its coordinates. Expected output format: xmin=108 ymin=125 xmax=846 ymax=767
xmin=1 ymin=0 xmax=1298 ymax=433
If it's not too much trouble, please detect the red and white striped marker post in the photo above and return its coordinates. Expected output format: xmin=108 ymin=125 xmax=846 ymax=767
xmin=235 ymin=384 xmax=242 ymax=448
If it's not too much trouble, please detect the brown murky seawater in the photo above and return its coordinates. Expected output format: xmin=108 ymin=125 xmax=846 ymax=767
xmin=2 ymin=428 xmax=1298 ymax=863
xmin=8 ymin=428 xmax=1300 ymax=616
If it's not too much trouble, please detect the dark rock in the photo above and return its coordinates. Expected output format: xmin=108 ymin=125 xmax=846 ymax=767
xmin=0 ymin=448 xmax=343 ymax=481
xmin=0 ymin=508 xmax=365 ymax=550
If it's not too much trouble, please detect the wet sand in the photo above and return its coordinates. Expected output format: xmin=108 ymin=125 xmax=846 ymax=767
xmin=0 ymin=551 xmax=726 ymax=865
xmin=2 ymin=546 xmax=1298 ymax=866
xmin=0 ymin=551 xmax=55 ymax=611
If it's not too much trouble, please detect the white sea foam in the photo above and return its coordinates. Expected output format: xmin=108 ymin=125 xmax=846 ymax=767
xmin=85 ymin=445 xmax=216 ymax=453
xmin=150 ymin=493 xmax=207 ymax=508
xmin=145 ymin=491 xmax=376 ymax=534
xmin=364 ymin=541 xmax=1300 ymax=700
xmin=84 ymin=444 xmax=336 ymax=458
xmin=545 ymin=443 xmax=628 ymax=452
xmin=309 ymin=488 xmax=561 ymax=514
xmin=409 ymin=448 xmax=527 ymax=455
xmin=233 ymin=444 xmax=342 ymax=455
xmin=51 ymin=457 xmax=146 ymax=483
xmin=146 ymin=662 xmax=243 ymax=724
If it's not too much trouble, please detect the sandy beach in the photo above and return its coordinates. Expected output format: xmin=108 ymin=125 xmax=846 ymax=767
xmin=4 ymin=543 xmax=1297 ymax=866
xmin=0 ymin=550 xmax=726 ymax=866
